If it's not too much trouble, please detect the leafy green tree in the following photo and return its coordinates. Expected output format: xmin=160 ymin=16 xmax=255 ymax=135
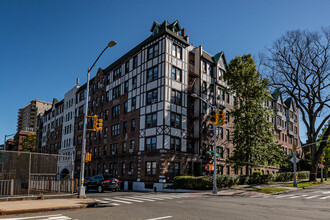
xmin=21 ymin=133 xmax=36 ymax=152
xmin=224 ymin=54 xmax=284 ymax=174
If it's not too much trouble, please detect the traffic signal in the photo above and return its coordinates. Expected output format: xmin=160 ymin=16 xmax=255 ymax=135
xmin=96 ymin=118 xmax=103 ymax=131
xmin=292 ymin=144 xmax=297 ymax=152
xmin=216 ymin=110 xmax=227 ymax=125
xmin=321 ymin=156 xmax=324 ymax=163
xmin=210 ymin=110 xmax=216 ymax=124
xmin=92 ymin=115 xmax=103 ymax=131
xmin=84 ymin=153 xmax=92 ymax=162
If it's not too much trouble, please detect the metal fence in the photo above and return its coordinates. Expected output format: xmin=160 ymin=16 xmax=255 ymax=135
xmin=0 ymin=150 xmax=77 ymax=197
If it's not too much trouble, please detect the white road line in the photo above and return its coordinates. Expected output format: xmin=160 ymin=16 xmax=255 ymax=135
xmin=113 ymin=197 xmax=144 ymax=203
xmin=251 ymin=195 xmax=263 ymax=198
xmin=320 ymin=195 xmax=330 ymax=200
xmin=94 ymin=199 xmax=110 ymax=204
xmin=123 ymin=196 xmax=155 ymax=201
xmin=274 ymin=195 xmax=293 ymax=198
xmin=48 ymin=216 xmax=71 ymax=220
xmin=1 ymin=214 xmax=64 ymax=220
xmin=288 ymin=196 xmax=301 ymax=199
xmin=102 ymin=198 xmax=132 ymax=204
xmin=322 ymin=191 xmax=330 ymax=194
xmin=135 ymin=196 xmax=165 ymax=200
xmin=305 ymin=195 xmax=320 ymax=199
xmin=146 ymin=216 xmax=173 ymax=220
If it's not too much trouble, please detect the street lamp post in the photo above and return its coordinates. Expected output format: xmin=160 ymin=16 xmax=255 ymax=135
xmin=78 ymin=41 xmax=117 ymax=197
xmin=191 ymin=93 xmax=219 ymax=194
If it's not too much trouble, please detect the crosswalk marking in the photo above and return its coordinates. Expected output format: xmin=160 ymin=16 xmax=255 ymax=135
xmin=320 ymin=195 xmax=330 ymax=200
xmin=123 ymin=196 xmax=155 ymax=201
xmin=113 ymin=197 xmax=144 ymax=203
xmin=102 ymin=198 xmax=132 ymax=204
xmin=305 ymin=195 xmax=320 ymax=199
xmin=136 ymin=195 xmax=165 ymax=200
xmin=275 ymin=195 xmax=292 ymax=198
xmin=288 ymin=195 xmax=301 ymax=199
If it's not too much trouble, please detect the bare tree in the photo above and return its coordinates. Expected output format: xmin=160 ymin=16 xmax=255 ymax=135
xmin=263 ymin=28 xmax=330 ymax=181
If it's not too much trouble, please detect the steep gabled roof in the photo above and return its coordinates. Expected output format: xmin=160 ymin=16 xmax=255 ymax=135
xmin=271 ymin=89 xmax=280 ymax=101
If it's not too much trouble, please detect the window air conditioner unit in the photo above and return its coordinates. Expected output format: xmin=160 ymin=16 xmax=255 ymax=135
xmin=112 ymin=151 xmax=116 ymax=155
xmin=129 ymin=149 xmax=134 ymax=153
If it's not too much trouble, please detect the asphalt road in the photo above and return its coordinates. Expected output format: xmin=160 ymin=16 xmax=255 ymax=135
xmin=2 ymin=184 xmax=330 ymax=220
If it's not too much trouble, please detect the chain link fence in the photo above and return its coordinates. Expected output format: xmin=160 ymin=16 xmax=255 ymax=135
xmin=0 ymin=150 xmax=77 ymax=197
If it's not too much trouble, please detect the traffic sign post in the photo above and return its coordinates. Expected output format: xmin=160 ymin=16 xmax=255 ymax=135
xmin=290 ymin=153 xmax=300 ymax=187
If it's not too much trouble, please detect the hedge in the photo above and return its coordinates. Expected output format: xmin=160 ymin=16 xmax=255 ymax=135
xmin=172 ymin=171 xmax=310 ymax=190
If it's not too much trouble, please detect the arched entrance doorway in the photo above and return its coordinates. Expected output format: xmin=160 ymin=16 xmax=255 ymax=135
xmin=61 ymin=168 xmax=70 ymax=180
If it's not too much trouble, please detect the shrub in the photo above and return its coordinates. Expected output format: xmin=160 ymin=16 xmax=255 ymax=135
xmin=172 ymin=171 xmax=310 ymax=190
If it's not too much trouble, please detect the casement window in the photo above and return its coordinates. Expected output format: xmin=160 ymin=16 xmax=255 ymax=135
xmin=170 ymin=112 xmax=181 ymax=128
xmin=202 ymin=81 xmax=207 ymax=94
xmin=226 ymin=148 xmax=230 ymax=157
xmin=218 ymin=68 xmax=224 ymax=80
xmin=113 ymin=67 xmax=121 ymax=81
xmin=171 ymin=66 xmax=182 ymax=82
xmin=218 ymin=147 xmax=224 ymax=158
xmin=130 ymin=140 xmax=135 ymax=150
xmin=125 ymin=61 xmax=129 ymax=73
xmin=202 ymin=60 xmax=207 ymax=72
xmin=131 ymin=98 xmax=136 ymax=109
xmin=201 ymin=102 xmax=207 ymax=114
xmin=208 ymin=65 xmax=213 ymax=76
xmin=146 ymin=161 xmax=157 ymax=176
xmin=171 ymin=89 xmax=182 ymax=105
xmin=216 ymin=127 xmax=223 ymax=139
xmin=110 ymin=143 xmax=118 ymax=155
xmin=132 ymin=76 xmax=137 ymax=88
xmin=172 ymin=44 xmax=182 ymax=59
xmin=111 ymin=124 xmax=120 ymax=137
xmin=147 ymin=66 xmax=158 ymax=82
xmin=209 ymin=84 xmax=214 ymax=94
xmin=112 ymin=105 xmax=120 ymax=118
xmin=109 ymin=163 xmax=118 ymax=176
xmin=170 ymin=137 xmax=181 ymax=151
xmin=148 ymin=44 xmax=159 ymax=60
xmin=112 ymin=85 xmax=121 ymax=98
xmin=129 ymin=162 xmax=134 ymax=174
xmin=121 ymin=162 xmax=126 ymax=175
xmin=122 ymin=142 xmax=126 ymax=153
xmin=105 ymin=109 xmax=109 ymax=121
xmin=169 ymin=162 xmax=180 ymax=177
xmin=147 ymin=89 xmax=158 ymax=104
xmin=133 ymin=56 xmax=138 ymax=69
xmin=124 ymin=81 xmax=129 ymax=93
xmin=106 ymin=91 xmax=110 ymax=102
xmin=226 ymin=129 xmax=230 ymax=140
xmin=145 ymin=136 xmax=157 ymax=150
xmin=104 ymin=127 xmax=108 ymax=138
xmin=124 ymin=101 xmax=128 ymax=113
xmin=123 ymin=121 xmax=127 ymax=134
xmin=131 ymin=119 xmax=136 ymax=131
xmin=226 ymin=93 xmax=230 ymax=103
xmin=146 ymin=112 xmax=157 ymax=128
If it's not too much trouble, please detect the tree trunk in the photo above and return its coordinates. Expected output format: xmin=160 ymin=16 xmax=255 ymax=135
xmin=310 ymin=161 xmax=318 ymax=182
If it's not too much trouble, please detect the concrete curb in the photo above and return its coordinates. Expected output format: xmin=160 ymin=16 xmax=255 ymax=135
xmin=0 ymin=202 xmax=97 ymax=216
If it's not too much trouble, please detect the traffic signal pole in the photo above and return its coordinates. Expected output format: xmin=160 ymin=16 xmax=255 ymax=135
xmin=293 ymin=151 xmax=297 ymax=187
xmin=213 ymin=124 xmax=217 ymax=194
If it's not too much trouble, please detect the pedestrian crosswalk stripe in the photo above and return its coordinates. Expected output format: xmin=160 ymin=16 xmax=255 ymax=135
xmin=288 ymin=196 xmax=301 ymax=199
xmin=274 ymin=195 xmax=292 ymax=198
xmin=320 ymin=195 xmax=330 ymax=200
xmin=113 ymin=197 xmax=144 ymax=203
xmin=305 ymin=195 xmax=320 ymax=199
xmin=94 ymin=199 xmax=110 ymax=204
xmin=135 ymin=195 xmax=165 ymax=200
xmin=123 ymin=196 xmax=155 ymax=201
xmin=102 ymin=198 xmax=132 ymax=204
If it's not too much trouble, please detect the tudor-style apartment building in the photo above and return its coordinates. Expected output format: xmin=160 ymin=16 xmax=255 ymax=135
xmin=36 ymin=20 xmax=301 ymax=190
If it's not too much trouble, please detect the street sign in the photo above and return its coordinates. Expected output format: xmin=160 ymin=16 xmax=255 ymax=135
xmin=206 ymin=151 xmax=220 ymax=157
xmin=0 ymin=152 xmax=8 ymax=163
xmin=286 ymin=154 xmax=293 ymax=157
xmin=290 ymin=156 xmax=300 ymax=164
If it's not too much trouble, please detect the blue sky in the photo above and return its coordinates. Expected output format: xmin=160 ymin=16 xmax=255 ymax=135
xmin=0 ymin=0 xmax=329 ymax=144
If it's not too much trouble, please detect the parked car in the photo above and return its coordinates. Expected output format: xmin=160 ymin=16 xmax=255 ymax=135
xmin=85 ymin=175 xmax=120 ymax=193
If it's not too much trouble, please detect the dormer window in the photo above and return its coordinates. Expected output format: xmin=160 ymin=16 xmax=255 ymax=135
xmin=153 ymin=27 xmax=159 ymax=35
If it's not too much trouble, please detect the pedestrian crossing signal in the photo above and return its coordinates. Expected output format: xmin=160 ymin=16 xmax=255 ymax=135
xmin=292 ymin=144 xmax=297 ymax=152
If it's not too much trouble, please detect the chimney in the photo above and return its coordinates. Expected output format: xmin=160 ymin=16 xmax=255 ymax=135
xmin=76 ymin=78 xmax=79 ymax=86
xmin=181 ymin=28 xmax=186 ymax=37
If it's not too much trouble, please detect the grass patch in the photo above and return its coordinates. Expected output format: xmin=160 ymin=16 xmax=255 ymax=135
xmin=249 ymin=187 xmax=289 ymax=194
xmin=281 ymin=181 xmax=325 ymax=188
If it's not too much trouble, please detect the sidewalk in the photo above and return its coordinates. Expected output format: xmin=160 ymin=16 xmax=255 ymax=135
xmin=208 ymin=179 xmax=330 ymax=196
xmin=0 ymin=198 xmax=97 ymax=216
